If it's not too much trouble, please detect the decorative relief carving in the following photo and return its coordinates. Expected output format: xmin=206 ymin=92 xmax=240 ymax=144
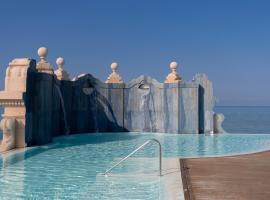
xmin=0 ymin=100 xmax=24 ymax=107
xmin=213 ymin=113 xmax=226 ymax=133
xmin=0 ymin=118 xmax=16 ymax=152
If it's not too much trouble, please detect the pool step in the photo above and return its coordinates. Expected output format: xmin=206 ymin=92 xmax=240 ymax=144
xmin=95 ymin=158 xmax=185 ymax=200
xmin=102 ymin=157 xmax=181 ymax=176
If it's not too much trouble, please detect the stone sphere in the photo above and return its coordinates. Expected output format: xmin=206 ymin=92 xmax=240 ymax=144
xmin=170 ymin=61 xmax=178 ymax=69
xmin=38 ymin=47 xmax=48 ymax=58
xmin=111 ymin=62 xmax=118 ymax=70
xmin=56 ymin=57 xmax=65 ymax=66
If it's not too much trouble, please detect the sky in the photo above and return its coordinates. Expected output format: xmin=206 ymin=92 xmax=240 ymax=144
xmin=0 ymin=0 xmax=270 ymax=106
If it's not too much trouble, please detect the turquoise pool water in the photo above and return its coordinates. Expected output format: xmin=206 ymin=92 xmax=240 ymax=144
xmin=1 ymin=132 xmax=270 ymax=199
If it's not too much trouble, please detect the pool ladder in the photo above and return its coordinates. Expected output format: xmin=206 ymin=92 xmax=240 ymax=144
xmin=103 ymin=138 xmax=162 ymax=176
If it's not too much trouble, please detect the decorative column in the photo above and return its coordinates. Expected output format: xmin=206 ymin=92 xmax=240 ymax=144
xmin=36 ymin=47 xmax=54 ymax=74
xmin=105 ymin=62 xmax=123 ymax=83
xmin=164 ymin=61 xmax=182 ymax=83
xmin=0 ymin=58 xmax=35 ymax=152
xmin=54 ymin=57 xmax=70 ymax=81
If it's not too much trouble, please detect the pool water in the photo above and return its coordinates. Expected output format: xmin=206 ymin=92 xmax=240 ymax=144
xmin=1 ymin=132 xmax=270 ymax=199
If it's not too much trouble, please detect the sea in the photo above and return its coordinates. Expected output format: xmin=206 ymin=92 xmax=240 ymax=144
xmin=0 ymin=106 xmax=269 ymax=140
xmin=215 ymin=106 xmax=270 ymax=134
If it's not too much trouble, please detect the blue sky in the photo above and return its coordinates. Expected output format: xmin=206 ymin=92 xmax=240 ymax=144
xmin=0 ymin=0 xmax=269 ymax=106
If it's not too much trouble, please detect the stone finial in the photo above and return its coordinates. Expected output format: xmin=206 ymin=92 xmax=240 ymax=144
xmin=37 ymin=47 xmax=48 ymax=61
xmin=36 ymin=47 xmax=54 ymax=74
xmin=105 ymin=62 xmax=123 ymax=83
xmin=164 ymin=61 xmax=182 ymax=83
xmin=54 ymin=57 xmax=70 ymax=81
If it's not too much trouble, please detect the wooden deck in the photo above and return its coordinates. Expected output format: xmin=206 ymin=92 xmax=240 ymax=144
xmin=180 ymin=151 xmax=270 ymax=200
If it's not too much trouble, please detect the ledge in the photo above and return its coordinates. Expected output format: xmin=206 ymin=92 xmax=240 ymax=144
xmin=0 ymin=91 xmax=24 ymax=100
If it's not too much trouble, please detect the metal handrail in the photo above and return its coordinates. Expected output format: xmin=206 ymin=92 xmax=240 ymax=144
xmin=103 ymin=138 xmax=162 ymax=176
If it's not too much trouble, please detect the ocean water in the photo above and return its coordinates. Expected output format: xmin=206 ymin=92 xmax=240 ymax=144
xmin=215 ymin=106 xmax=270 ymax=134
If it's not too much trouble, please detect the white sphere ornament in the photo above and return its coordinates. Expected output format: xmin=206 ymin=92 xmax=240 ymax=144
xmin=56 ymin=57 xmax=65 ymax=66
xmin=170 ymin=61 xmax=178 ymax=70
xmin=37 ymin=47 xmax=48 ymax=58
xmin=111 ymin=62 xmax=118 ymax=71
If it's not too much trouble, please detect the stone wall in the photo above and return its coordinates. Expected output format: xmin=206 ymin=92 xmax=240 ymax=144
xmin=0 ymin=50 xmax=217 ymax=149
xmin=24 ymin=72 xmax=205 ymax=145
xmin=124 ymin=75 xmax=198 ymax=134
xmin=25 ymin=73 xmax=127 ymax=145
xmin=25 ymin=73 xmax=54 ymax=146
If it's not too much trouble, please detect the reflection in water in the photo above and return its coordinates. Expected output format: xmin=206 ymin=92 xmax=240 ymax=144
xmin=0 ymin=150 xmax=25 ymax=199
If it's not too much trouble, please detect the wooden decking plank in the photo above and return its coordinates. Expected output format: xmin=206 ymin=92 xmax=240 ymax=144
xmin=180 ymin=151 xmax=270 ymax=200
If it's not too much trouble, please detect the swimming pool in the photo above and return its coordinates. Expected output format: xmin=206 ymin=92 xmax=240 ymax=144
xmin=1 ymin=132 xmax=270 ymax=199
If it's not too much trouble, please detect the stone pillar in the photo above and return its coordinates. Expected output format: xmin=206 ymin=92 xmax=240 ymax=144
xmin=179 ymin=83 xmax=199 ymax=134
xmin=27 ymin=47 xmax=55 ymax=145
xmin=0 ymin=58 xmax=36 ymax=152
xmin=193 ymin=74 xmax=214 ymax=133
